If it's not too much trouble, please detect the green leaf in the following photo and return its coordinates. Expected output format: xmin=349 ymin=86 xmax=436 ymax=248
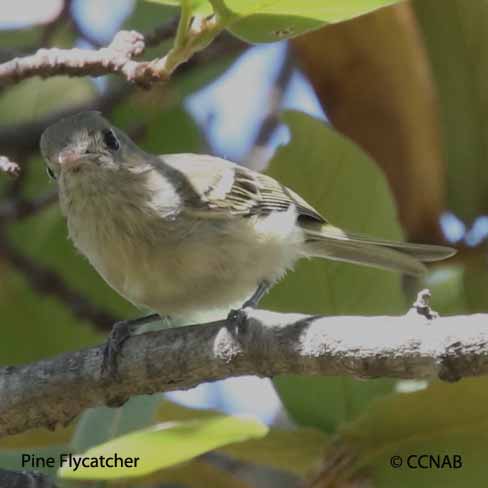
xmin=264 ymin=111 xmax=407 ymax=432
xmin=327 ymin=377 xmax=488 ymax=486
xmin=426 ymin=266 xmax=467 ymax=315
xmin=0 ymin=261 xmax=104 ymax=364
xmin=58 ymin=415 xmax=268 ymax=480
xmin=413 ymin=0 xmax=488 ymax=223
xmin=0 ymin=425 xmax=74 ymax=450
xmin=463 ymin=256 xmax=488 ymax=313
xmin=0 ymin=27 xmax=42 ymax=55
xmin=222 ymin=427 xmax=328 ymax=476
xmin=148 ymin=0 xmax=402 ymax=42
xmin=145 ymin=0 xmax=212 ymax=16
xmin=222 ymin=0 xmax=402 ymax=42
xmin=154 ymin=400 xmax=327 ymax=476
xmin=112 ymin=96 xmax=205 ymax=154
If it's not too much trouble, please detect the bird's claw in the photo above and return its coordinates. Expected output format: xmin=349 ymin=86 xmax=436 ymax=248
xmin=226 ymin=307 xmax=248 ymax=336
xmin=102 ymin=320 xmax=131 ymax=379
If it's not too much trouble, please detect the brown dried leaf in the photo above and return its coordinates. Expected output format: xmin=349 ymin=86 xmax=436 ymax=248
xmin=292 ymin=3 xmax=446 ymax=242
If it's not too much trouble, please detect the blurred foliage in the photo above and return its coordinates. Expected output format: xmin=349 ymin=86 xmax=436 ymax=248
xmin=1 ymin=0 xmax=488 ymax=487
xmin=291 ymin=3 xmax=446 ymax=242
xmin=154 ymin=401 xmax=329 ymax=477
xmin=133 ymin=460 xmax=255 ymax=488
xmin=322 ymin=377 xmax=488 ymax=486
xmin=0 ymin=77 xmax=94 ymax=123
xmin=59 ymin=412 xmax=268 ymax=480
xmin=265 ymin=111 xmax=405 ymax=432
xmin=413 ymin=0 xmax=488 ymax=225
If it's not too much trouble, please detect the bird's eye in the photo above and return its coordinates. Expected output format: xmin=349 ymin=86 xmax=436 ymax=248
xmin=102 ymin=129 xmax=120 ymax=151
xmin=46 ymin=166 xmax=56 ymax=180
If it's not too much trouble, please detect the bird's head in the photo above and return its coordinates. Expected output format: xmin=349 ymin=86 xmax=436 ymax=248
xmin=40 ymin=111 xmax=140 ymax=181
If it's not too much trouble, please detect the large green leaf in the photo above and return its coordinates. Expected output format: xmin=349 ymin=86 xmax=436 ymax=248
xmin=413 ymin=0 xmax=488 ymax=224
xmin=264 ymin=111 xmax=407 ymax=432
xmin=148 ymin=0 xmax=401 ymax=42
xmin=58 ymin=415 xmax=268 ymax=480
xmin=221 ymin=0 xmax=402 ymax=42
xmin=154 ymin=400 xmax=328 ymax=476
xmin=324 ymin=377 xmax=488 ymax=486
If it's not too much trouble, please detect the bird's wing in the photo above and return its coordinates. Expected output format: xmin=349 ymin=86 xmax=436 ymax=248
xmin=158 ymin=153 xmax=326 ymax=223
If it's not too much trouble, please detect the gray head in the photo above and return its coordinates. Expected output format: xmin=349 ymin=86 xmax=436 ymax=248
xmin=40 ymin=111 xmax=142 ymax=180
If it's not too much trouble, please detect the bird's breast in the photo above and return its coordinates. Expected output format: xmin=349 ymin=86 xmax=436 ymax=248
xmin=61 ymin=174 xmax=305 ymax=316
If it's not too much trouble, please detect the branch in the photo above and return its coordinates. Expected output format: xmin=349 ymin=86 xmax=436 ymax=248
xmin=0 ymin=31 xmax=245 ymax=172
xmin=0 ymin=14 xmax=224 ymax=88
xmin=245 ymin=46 xmax=294 ymax=170
xmin=1 ymin=304 xmax=487 ymax=438
xmin=0 ymin=30 xmax=145 ymax=87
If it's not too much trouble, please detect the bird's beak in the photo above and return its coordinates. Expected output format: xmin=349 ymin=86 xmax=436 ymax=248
xmin=57 ymin=148 xmax=88 ymax=170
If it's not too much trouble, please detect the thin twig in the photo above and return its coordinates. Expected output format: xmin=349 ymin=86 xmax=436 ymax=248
xmin=0 ymin=13 xmax=225 ymax=88
xmin=0 ymin=30 xmax=146 ymax=87
xmin=1 ymin=301 xmax=487 ymax=438
xmin=245 ymin=46 xmax=294 ymax=170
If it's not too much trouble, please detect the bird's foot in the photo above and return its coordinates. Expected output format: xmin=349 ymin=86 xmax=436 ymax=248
xmin=226 ymin=281 xmax=271 ymax=336
xmin=102 ymin=320 xmax=131 ymax=379
xmin=226 ymin=307 xmax=248 ymax=336
xmin=101 ymin=313 xmax=161 ymax=379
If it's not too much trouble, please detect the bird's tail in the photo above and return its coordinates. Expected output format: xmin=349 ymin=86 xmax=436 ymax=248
xmin=303 ymin=224 xmax=456 ymax=276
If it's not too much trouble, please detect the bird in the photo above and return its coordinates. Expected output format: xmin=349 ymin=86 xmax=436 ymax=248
xmin=40 ymin=111 xmax=456 ymax=374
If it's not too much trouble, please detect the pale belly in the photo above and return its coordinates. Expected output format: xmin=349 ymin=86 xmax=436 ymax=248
xmin=68 ymin=208 xmax=305 ymax=318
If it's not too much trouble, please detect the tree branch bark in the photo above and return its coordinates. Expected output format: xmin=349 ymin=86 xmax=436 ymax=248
xmin=0 ymin=14 xmax=223 ymax=89
xmin=1 ymin=306 xmax=487 ymax=438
